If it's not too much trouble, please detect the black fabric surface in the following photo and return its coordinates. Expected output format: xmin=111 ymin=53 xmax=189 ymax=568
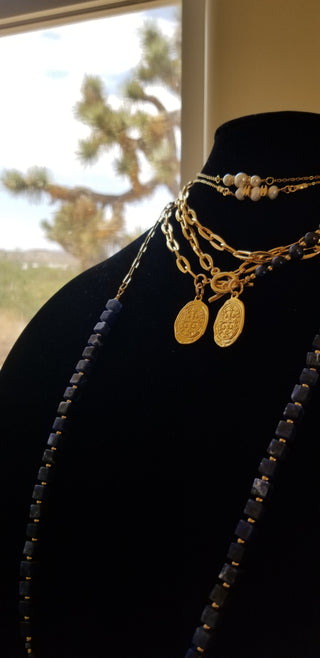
xmin=1 ymin=111 xmax=320 ymax=657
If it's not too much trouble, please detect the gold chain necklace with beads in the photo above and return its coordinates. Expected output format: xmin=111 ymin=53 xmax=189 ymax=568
xmin=161 ymin=181 xmax=320 ymax=347
xmin=195 ymin=171 xmax=320 ymax=201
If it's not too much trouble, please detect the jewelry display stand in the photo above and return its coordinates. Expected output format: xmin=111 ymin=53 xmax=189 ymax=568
xmin=1 ymin=111 xmax=320 ymax=658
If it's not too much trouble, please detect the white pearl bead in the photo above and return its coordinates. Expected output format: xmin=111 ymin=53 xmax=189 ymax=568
xmin=234 ymin=172 xmax=248 ymax=188
xmin=250 ymin=186 xmax=261 ymax=201
xmin=250 ymin=175 xmax=261 ymax=187
xmin=222 ymin=173 xmax=233 ymax=187
xmin=235 ymin=186 xmax=245 ymax=200
xmin=268 ymin=185 xmax=279 ymax=200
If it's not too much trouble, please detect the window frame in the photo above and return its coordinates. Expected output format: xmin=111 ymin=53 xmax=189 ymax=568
xmin=0 ymin=1 xmax=176 ymax=34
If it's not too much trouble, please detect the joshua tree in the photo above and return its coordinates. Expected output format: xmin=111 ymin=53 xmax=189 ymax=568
xmin=2 ymin=15 xmax=181 ymax=269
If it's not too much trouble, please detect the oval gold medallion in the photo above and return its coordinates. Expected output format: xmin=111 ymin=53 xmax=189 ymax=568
xmin=174 ymin=299 xmax=209 ymax=344
xmin=213 ymin=297 xmax=245 ymax=348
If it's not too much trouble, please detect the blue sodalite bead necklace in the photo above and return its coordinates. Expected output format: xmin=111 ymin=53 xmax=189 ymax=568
xmin=18 ymin=182 xmax=320 ymax=658
xmin=19 ymin=209 xmax=166 ymax=658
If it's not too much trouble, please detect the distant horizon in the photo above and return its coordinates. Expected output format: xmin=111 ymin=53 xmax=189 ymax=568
xmin=0 ymin=245 xmax=75 ymax=254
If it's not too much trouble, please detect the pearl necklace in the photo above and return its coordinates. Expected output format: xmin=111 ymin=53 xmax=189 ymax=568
xmin=195 ymin=171 xmax=320 ymax=201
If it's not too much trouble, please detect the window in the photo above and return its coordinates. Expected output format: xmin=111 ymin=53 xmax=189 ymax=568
xmin=0 ymin=1 xmax=182 ymax=365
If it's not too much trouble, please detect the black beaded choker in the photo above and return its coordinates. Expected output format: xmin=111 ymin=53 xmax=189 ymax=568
xmin=18 ymin=199 xmax=320 ymax=658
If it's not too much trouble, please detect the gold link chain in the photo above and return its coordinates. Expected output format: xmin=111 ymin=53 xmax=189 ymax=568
xmin=158 ymin=181 xmax=320 ymax=309
xmin=116 ymin=202 xmax=174 ymax=299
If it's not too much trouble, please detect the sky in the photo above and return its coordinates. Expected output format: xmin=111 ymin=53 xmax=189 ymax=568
xmin=0 ymin=4 xmax=180 ymax=251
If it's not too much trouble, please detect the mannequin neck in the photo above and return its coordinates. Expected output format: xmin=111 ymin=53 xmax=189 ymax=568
xmin=185 ymin=111 xmax=320 ymax=251
xmin=202 ymin=111 xmax=320 ymax=176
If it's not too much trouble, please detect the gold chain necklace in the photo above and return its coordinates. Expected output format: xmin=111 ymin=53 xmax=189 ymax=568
xmin=195 ymin=171 xmax=320 ymax=201
xmin=161 ymin=182 xmax=320 ymax=347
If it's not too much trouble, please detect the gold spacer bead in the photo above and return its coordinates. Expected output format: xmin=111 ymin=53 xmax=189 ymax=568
xmin=243 ymin=184 xmax=251 ymax=197
xmin=261 ymin=184 xmax=269 ymax=195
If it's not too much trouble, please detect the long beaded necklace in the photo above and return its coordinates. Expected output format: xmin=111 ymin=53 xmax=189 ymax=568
xmin=18 ymin=181 xmax=320 ymax=658
xmin=18 ymin=214 xmax=164 ymax=658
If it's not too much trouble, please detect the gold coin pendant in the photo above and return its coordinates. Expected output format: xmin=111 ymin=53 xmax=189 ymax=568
xmin=174 ymin=299 xmax=209 ymax=344
xmin=213 ymin=297 xmax=245 ymax=348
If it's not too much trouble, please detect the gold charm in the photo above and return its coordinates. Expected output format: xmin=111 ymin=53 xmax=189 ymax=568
xmin=174 ymin=299 xmax=209 ymax=344
xmin=213 ymin=297 xmax=245 ymax=347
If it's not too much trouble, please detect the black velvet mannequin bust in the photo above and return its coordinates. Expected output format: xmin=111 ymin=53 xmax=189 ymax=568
xmin=1 ymin=111 xmax=320 ymax=658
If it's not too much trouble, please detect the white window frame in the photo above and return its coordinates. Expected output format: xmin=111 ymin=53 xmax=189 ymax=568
xmin=0 ymin=1 xmax=178 ymax=34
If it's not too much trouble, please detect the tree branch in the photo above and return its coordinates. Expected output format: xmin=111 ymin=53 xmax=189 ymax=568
xmin=46 ymin=180 xmax=161 ymax=207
